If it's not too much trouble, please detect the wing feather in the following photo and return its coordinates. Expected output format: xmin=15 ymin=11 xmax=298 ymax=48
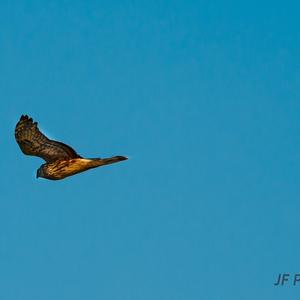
xmin=15 ymin=115 xmax=81 ymax=162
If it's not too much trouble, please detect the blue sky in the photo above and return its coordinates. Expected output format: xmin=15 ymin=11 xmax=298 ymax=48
xmin=0 ymin=1 xmax=300 ymax=299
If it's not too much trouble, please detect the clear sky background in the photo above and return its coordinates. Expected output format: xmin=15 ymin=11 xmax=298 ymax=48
xmin=0 ymin=1 xmax=299 ymax=299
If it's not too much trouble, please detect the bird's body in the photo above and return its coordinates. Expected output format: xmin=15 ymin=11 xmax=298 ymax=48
xmin=15 ymin=115 xmax=127 ymax=180
xmin=39 ymin=157 xmax=126 ymax=180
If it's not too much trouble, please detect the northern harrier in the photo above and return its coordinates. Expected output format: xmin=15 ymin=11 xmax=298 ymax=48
xmin=15 ymin=115 xmax=127 ymax=180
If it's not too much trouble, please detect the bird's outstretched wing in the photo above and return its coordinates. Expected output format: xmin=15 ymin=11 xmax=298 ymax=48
xmin=15 ymin=115 xmax=81 ymax=163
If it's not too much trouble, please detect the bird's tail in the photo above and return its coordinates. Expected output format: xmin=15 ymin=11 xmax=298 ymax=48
xmin=90 ymin=156 xmax=128 ymax=168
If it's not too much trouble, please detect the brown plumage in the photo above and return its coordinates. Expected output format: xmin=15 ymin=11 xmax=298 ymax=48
xmin=15 ymin=115 xmax=127 ymax=180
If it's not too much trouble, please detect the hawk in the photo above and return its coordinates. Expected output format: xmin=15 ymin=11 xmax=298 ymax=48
xmin=15 ymin=115 xmax=127 ymax=180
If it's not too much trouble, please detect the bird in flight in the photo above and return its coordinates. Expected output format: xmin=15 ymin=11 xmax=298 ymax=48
xmin=15 ymin=115 xmax=127 ymax=180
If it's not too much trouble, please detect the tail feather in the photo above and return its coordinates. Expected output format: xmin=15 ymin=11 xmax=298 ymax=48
xmin=101 ymin=156 xmax=127 ymax=165
xmin=90 ymin=156 xmax=127 ymax=168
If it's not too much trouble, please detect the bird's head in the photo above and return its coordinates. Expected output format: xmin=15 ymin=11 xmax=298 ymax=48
xmin=36 ymin=166 xmax=45 ymax=179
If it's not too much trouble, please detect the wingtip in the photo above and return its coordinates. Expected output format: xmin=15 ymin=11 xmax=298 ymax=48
xmin=19 ymin=115 xmax=36 ymax=125
xmin=20 ymin=114 xmax=32 ymax=121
